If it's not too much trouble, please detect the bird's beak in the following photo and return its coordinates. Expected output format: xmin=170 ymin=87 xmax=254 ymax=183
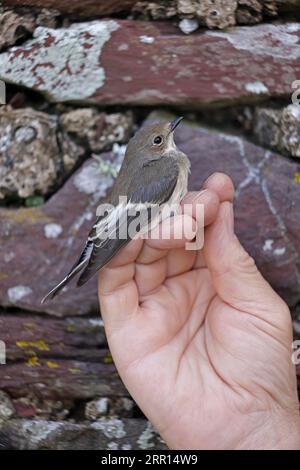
xmin=169 ymin=116 xmax=183 ymax=133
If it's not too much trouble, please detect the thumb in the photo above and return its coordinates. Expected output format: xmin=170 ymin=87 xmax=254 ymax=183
xmin=204 ymin=202 xmax=290 ymax=328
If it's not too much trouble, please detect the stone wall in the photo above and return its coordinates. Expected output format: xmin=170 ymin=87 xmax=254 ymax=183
xmin=0 ymin=0 xmax=300 ymax=450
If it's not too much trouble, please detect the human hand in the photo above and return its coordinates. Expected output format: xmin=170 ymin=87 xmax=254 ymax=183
xmin=98 ymin=173 xmax=300 ymax=450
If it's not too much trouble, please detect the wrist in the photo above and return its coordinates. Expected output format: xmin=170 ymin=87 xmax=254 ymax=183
xmin=234 ymin=410 xmax=300 ymax=450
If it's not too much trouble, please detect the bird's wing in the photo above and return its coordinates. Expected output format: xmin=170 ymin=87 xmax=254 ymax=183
xmin=41 ymin=241 xmax=93 ymax=303
xmin=77 ymin=163 xmax=179 ymax=287
xmin=41 ymin=213 xmax=106 ymax=303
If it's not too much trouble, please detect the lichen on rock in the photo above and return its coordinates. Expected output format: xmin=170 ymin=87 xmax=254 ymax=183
xmin=177 ymin=0 xmax=237 ymax=29
xmin=85 ymin=398 xmax=109 ymax=420
xmin=236 ymin=0 xmax=263 ymax=24
xmin=253 ymin=104 xmax=300 ymax=158
xmin=0 ymin=21 xmax=119 ymax=103
xmin=133 ymin=0 xmax=177 ymax=19
xmin=135 ymin=0 xmax=237 ymax=29
xmin=60 ymin=109 xmax=133 ymax=153
xmin=0 ymin=8 xmax=35 ymax=51
xmin=0 ymin=391 xmax=15 ymax=424
xmin=0 ymin=106 xmax=83 ymax=199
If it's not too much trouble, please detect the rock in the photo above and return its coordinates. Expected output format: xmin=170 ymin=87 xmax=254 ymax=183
xmin=132 ymin=1 xmax=177 ymax=20
xmin=85 ymin=398 xmax=109 ymax=420
xmin=252 ymin=105 xmax=300 ymax=158
xmin=110 ymin=397 xmax=136 ymax=418
xmin=60 ymin=109 xmax=133 ymax=153
xmin=178 ymin=18 xmax=199 ymax=34
xmin=134 ymin=0 xmax=296 ymax=25
xmin=1 ymin=0 xmax=140 ymax=18
xmin=138 ymin=0 xmax=237 ymax=29
xmin=236 ymin=0 xmax=263 ymax=24
xmin=0 ymin=21 xmax=299 ymax=107
xmin=13 ymin=394 xmax=71 ymax=420
xmin=0 ymin=314 xmax=107 ymax=361
xmin=85 ymin=397 xmax=136 ymax=420
xmin=0 ymin=154 xmax=123 ymax=316
xmin=262 ymin=0 xmax=279 ymax=17
xmin=276 ymin=0 xmax=300 ymax=13
xmin=293 ymin=302 xmax=300 ymax=320
xmin=177 ymin=0 xmax=237 ymax=29
xmin=0 ymin=430 xmax=15 ymax=449
xmin=0 ymin=391 xmax=15 ymax=424
xmin=1 ymin=418 xmax=166 ymax=450
xmin=35 ymin=8 xmax=61 ymax=28
xmin=0 ymin=106 xmax=84 ymax=199
xmin=0 ymin=8 xmax=35 ymax=51
xmin=0 ymin=353 xmax=125 ymax=400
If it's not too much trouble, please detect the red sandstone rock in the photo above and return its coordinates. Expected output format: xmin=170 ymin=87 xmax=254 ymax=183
xmin=0 ymin=21 xmax=299 ymax=107
xmin=1 ymin=0 xmax=139 ymax=17
xmin=0 ymin=356 xmax=125 ymax=400
xmin=0 ymin=314 xmax=107 ymax=361
xmin=0 ymin=156 xmax=119 ymax=316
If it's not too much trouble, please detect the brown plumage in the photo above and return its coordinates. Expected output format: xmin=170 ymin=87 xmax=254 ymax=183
xmin=41 ymin=117 xmax=190 ymax=303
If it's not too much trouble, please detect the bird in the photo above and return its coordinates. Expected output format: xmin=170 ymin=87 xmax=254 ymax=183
xmin=41 ymin=117 xmax=190 ymax=303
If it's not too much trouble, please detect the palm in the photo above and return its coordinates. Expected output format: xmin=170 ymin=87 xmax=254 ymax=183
xmin=99 ymin=176 xmax=299 ymax=449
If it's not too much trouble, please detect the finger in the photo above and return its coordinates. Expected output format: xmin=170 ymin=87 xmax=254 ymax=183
xmin=137 ymin=189 xmax=219 ymax=284
xmin=138 ymin=188 xmax=220 ymax=266
xmin=146 ymin=214 xmax=196 ymax=250
xmin=204 ymin=202 xmax=290 ymax=328
xmin=202 ymin=172 xmax=235 ymax=203
xmin=98 ymin=262 xmax=139 ymax=330
xmin=189 ymin=175 xmax=233 ymax=270
xmin=181 ymin=189 xmax=219 ymax=226
xmin=98 ymin=239 xmax=143 ymax=327
xmin=134 ymin=215 xmax=196 ymax=296
xmin=182 ymin=189 xmax=220 ymax=267
xmin=166 ymin=247 xmax=196 ymax=278
xmin=135 ymin=257 xmax=167 ymax=296
xmin=105 ymin=238 xmax=143 ymax=269
xmin=193 ymin=250 xmax=206 ymax=269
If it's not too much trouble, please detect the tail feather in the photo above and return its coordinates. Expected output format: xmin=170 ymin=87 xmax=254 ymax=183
xmin=41 ymin=258 xmax=88 ymax=304
xmin=77 ymin=238 xmax=129 ymax=287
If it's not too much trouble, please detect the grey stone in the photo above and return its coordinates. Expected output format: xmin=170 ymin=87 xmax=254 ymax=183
xmin=1 ymin=418 xmax=166 ymax=450
xmin=253 ymin=105 xmax=300 ymax=158
xmin=60 ymin=109 xmax=133 ymax=153
xmin=0 ymin=391 xmax=15 ymax=424
xmin=0 ymin=106 xmax=84 ymax=199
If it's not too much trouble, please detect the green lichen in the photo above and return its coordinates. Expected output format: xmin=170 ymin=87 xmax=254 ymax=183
xmin=93 ymin=155 xmax=120 ymax=178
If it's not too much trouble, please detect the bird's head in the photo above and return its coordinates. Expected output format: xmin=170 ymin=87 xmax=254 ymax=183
xmin=126 ymin=117 xmax=183 ymax=162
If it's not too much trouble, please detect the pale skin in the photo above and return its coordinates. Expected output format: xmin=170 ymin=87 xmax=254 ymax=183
xmin=98 ymin=173 xmax=300 ymax=450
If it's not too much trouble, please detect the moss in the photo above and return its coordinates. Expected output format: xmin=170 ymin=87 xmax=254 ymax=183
xmin=25 ymin=196 xmax=45 ymax=207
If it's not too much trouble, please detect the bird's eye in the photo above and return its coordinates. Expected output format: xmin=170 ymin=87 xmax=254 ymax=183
xmin=153 ymin=135 xmax=163 ymax=145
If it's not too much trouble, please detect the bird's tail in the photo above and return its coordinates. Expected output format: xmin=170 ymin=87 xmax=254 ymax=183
xmin=41 ymin=258 xmax=88 ymax=304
